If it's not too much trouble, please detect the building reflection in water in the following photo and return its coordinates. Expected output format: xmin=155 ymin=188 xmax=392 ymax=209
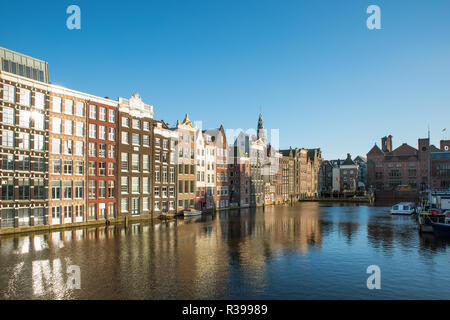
xmin=0 ymin=203 xmax=449 ymax=299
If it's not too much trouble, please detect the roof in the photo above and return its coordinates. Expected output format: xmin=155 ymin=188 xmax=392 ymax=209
xmin=390 ymin=143 xmax=417 ymax=156
xmin=367 ymin=144 xmax=384 ymax=156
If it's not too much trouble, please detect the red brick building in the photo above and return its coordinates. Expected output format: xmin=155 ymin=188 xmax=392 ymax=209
xmin=367 ymin=135 xmax=450 ymax=192
xmin=87 ymin=100 xmax=118 ymax=221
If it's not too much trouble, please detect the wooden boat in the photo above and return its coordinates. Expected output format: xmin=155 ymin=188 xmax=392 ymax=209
xmin=183 ymin=208 xmax=202 ymax=217
xmin=390 ymin=202 xmax=415 ymax=215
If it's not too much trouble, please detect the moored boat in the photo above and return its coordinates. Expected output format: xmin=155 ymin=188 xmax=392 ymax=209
xmin=390 ymin=202 xmax=415 ymax=215
xmin=430 ymin=214 xmax=450 ymax=237
xmin=183 ymin=208 xmax=202 ymax=217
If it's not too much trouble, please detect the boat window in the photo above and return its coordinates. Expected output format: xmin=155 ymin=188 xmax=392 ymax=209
xmin=393 ymin=206 xmax=399 ymax=210
xmin=404 ymin=206 xmax=409 ymax=210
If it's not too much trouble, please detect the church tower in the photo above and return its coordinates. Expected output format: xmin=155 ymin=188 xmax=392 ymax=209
xmin=257 ymin=113 xmax=267 ymax=145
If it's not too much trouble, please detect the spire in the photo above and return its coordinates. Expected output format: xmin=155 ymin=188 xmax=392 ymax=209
xmin=257 ymin=113 xmax=266 ymax=144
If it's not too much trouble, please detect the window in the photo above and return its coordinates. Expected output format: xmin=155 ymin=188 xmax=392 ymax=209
xmin=64 ymin=206 xmax=73 ymax=220
xmin=163 ymin=140 xmax=169 ymax=149
xmin=108 ymin=203 xmax=115 ymax=218
xmin=162 ymin=187 xmax=168 ymax=198
xmin=98 ymin=144 xmax=106 ymax=157
xmin=163 ymin=167 xmax=168 ymax=183
xmin=64 ymin=120 xmax=73 ymax=135
xmin=17 ymin=155 xmax=30 ymax=171
xmin=2 ymin=154 xmax=14 ymax=171
xmin=75 ymin=161 xmax=84 ymax=175
xmin=132 ymin=133 xmax=140 ymax=145
xmin=108 ymin=181 xmax=115 ymax=198
xmin=53 ymin=117 xmax=61 ymax=134
xmin=89 ymin=162 xmax=96 ymax=176
xmin=143 ymin=197 xmax=149 ymax=211
xmin=132 ymin=177 xmax=140 ymax=193
xmin=170 ymin=167 xmax=175 ymax=183
xmin=75 ymin=205 xmax=84 ymax=219
xmin=163 ymin=152 xmax=168 ymax=163
xmin=2 ymin=130 xmax=14 ymax=147
xmin=89 ymin=124 xmax=97 ymax=139
xmin=143 ymin=135 xmax=150 ymax=147
xmin=122 ymin=132 xmax=129 ymax=144
xmin=52 ymin=159 xmax=61 ymax=175
xmin=108 ymin=145 xmax=115 ymax=159
xmin=65 ymin=99 xmax=73 ymax=115
xmin=3 ymin=85 xmax=15 ymax=102
xmin=53 ymin=97 xmax=62 ymax=113
xmin=89 ymin=181 xmax=96 ymax=199
xmin=1 ymin=177 xmax=14 ymax=200
xmin=64 ymin=181 xmax=73 ymax=199
xmin=143 ymin=177 xmax=149 ymax=194
xmin=108 ymin=163 xmax=115 ymax=176
xmin=52 ymin=207 xmax=61 ymax=221
xmin=18 ymin=208 xmax=31 ymax=226
xmin=64 ymin=140 xmax=73 ymax=155
xmin=34 ymin=92 xmax=45 ymax=109
xmin=169 ymin=187 xmax=175 ymax=197
xmin=75 ymin=181 xmax=84 ymax=199
xmin=99 ymin=107 xmax=106 ymax=121
xmin=121 ymin=198 xmax=129 ymax=213
xmin=156 ymin=138 xmax=161 ymax=148
xmin=178 ymin=180 xmax=183 ymax=194
xmin=2 ymin=107 xmax=14 ymax=125
xmin=121 ymin=177 xmax=129 ymax=193
xmin=154 ymin=201 xmax=160 ymax=211
xmin=99 ymin=162 xmax=106 ymax=176
xmin=88 ymin=204 xmax=96 ymax=220
xmin=64 ymin=160 xmax=73 ymax=175
xmin=132 ymin=154 xmax=140 ymax=171
xmin=18 ymin=133 xmax=30 ymax=149
xmin=108 ymin=109 xmax=115 ymax=123
xmin=155 ymin=166 xmax=160 ymax=182
xmin=121 ymin=153 xmax=129 ymax=171
xmin=52 ymin=138 xmax=61 ymax=154
xmin=52 ymin=181 xmax=61 ymax=199
xmin=19 ymin=110 xmax=30 ymax=127
xmin=99 ymin=125 xmax=106 ymax=140
xmin=132 ymin=119 xmax=140 ymax=129
xmin=89 ymin=105 xmax=97 ymax=119
xmin=99 ymin=181 xmax=106 ymax=198
xmin=143 ymin=121 xmax=150 ymax=130
xmin=108 ymin=127 xmax=115 ymax=141
xmin=33 ymin=112 xmax=45 ymax=130
xmin=75 ymin=141 xmax=84 ymax=156
xmin=143 ymin=155 xmax=150 ymax=171
xmin=19 ymin=88 xmax=31 ymax=106
xmin=76 ymin=101 xmax=84 ymax=117
xmin=75 ymin=122 xmax=84 ymax=137
xmin=122 ymin=117 xmax=129 ymax=127
xmin=88 ymin=142 xmax=96 ymax=157
xmin=131 ymin=198 xmax=139 ymax=216
xmin=154 ymin=186 xmax=160 ymax=197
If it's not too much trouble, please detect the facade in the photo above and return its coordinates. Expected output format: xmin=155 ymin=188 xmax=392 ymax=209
xmin=339 ymin=154 xmax=358 ymax=191
xmin=354 ymin=156 xmax=367 ymax=189
xmin=195 ymin=130 xmax=216 ymax=211
xmin=118 ymin=93 xmax=154 ymax=219
xmin=153 ymin=120 xmax=178 ymax=215
xmin=213 ymin=126 xmax=229 ymax=209
xmin=367 ymin=135 xmax=450 ymax=192
xmin=48 ymin=87 xmax=89 ymax=226
xmin=87 ymin=99 xmax=118 ymax=222
xmin=0 ymin=65 xmax=49 ymax=229
xmin=175 ymin=114 xmax=196 ymax=213
xmin=229 ymin=146 xmax=250 ymax=207
xmin=319 ymin=160 xmax=333 ymax=193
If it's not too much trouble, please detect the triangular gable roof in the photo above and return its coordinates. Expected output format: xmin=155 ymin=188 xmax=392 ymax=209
xmin=430 ymin=145 xmax=441 ymax=152
xmin=367 ymin=144 xmax=384 ymax=156
xmin=391 ymin=143 xmax=417 ymax=156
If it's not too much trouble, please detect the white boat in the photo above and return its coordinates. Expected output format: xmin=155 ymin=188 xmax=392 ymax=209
xmin=183 ymin=209 xmax=202 ymax=217
xmin=390 ymin=202 xmax=415 ymax=215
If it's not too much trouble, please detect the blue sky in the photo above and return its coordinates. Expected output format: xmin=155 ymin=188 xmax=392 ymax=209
xmin=1 ymin=0 xmax=449 ymax=159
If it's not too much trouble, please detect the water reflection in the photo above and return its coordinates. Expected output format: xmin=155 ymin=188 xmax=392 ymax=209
xmin=0 ymin=203 xmax=449 ymax=299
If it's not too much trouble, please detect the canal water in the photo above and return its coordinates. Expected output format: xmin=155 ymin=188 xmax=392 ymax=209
xmin=0 ymin=203 xmax=449 ymax=300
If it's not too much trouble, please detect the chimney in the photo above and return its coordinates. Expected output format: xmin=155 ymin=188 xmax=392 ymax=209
xmin=381 ymin=135 xmax=393 ymax=152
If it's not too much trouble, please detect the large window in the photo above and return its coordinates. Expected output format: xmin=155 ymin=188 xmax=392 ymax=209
xmin=75 ymin=141 xmax=84 ymax=156
xmin=89 ymin=142 xmax=96 ymax=157
xmin=2 ymin=154 xmax=14 ymax=171
xmin=2 ymin=107 xmax=14 ymax=125
xmin=89 ymin=162 xmax=97 ymax=176
xmin=108 ymin=181 xmax=115 ymax=198
xmin=98 ymin=144 xmax=106 ymax=157
xmin=132 ymin=133 xmax=140 ymax=145
xmin=89 ymin=181 xmax=96 ymax=199
xmin=34 ymin=134 xmax=45 ymax=151
xmin=99 ymin=162 xmax=106 ymax=176
xmin=155 ymin=166 xmax=160 ymax=182
xmin=65 ymin=99 xmax=73 ymax=115
xmin=99 ymin=125 xmax=106 ymax=140
xmin=108 ymin=127 xmax=115 ymax=141
xmin=18 ymin=133 xmax=30 ymax=149
xmin=76 ymin=101 xmax=84 ymax=117
xmin=108 ymin=109 xmax=115 ymax=123
xmin=143 ymin=155 xmax=149 ymax=171
xmin=3 ymin=85 xmax=16 ymax=103
xmin=99 ymin=181 xmax=106 ymax=198
xmin=64 ymin=140 xmax=73 ymax=155
xmin=64 ymin=181 xmax=73 ymax=199
xmin=18 ymin=155 xmax=30 ymax=171
xmin=131 ymin=198 xmax=140 ymax=216
xmin=63 ymin=160 xmax=73 ymax=175
xmin=121 ymin=177 xmax=129 ymax=194
xmin=75 ymin=181 xmax=84 ymax=199
xmin=89 ymin=124 xmax=97 ymax=139
xmin=89 ymin=105 xmax=97 ymax=119
xmin=2 ymin=130 xmax=14 ymax=147
xmin=132 ymin=154 xmax=140 ymax=171
xmin=99 ymin=107 xmax=106 ymax=121
xmin=64 ymin=120 xmax=73 ymax=135
xmin=121 ymin=153 xmax=129 ymax=171
xmin=132 ymin=177 xmax=140 ymax=194
xmin=75 ymin=122 xmax=84 ymax=137
xmin=19 ymin=88 xmax=31 ymax=106
xmin=52 ymin=181 xmax=61 ymax=199
xmin=1 ymin=178 xmax=14 ymax=200
xmin=35 ymin=92 xmax=45 ymax=109
xmin=19 ymin=110 xmax=30 ymax=127
xmin=53 ymin=97 xmax=62 ymax=113
xmin=52 ymin=159 xmax=61 ymax=175
xmin=52 ymin=138 xmax=61 ymax=154
xmin=75 ymin=161 xmax=84 ymax=175
xmin=34 ymin=113 xmax=45 ymax=130
xmin=53 ymin=117 xmax=61 ymax=133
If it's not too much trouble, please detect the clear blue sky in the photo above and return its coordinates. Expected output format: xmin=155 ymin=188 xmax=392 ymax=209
xmin=1 ymin=0 xmax=449 ymax=159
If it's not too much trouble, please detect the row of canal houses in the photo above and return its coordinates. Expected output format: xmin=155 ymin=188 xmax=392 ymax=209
xmin=0 ymin=46 xmax=322 ymax=233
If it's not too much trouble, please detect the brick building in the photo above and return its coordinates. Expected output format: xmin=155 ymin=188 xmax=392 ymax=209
xmin=118 ymin=93 xmax=153 ymax=219
xmin=153 ymin=120 xmax=178 ymax=215
xmin=87 ymin=99 xmax=118 ymax=222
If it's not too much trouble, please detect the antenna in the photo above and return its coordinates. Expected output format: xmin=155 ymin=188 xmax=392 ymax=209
xmin=428 ymin=124 xmax=430 ymax=141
